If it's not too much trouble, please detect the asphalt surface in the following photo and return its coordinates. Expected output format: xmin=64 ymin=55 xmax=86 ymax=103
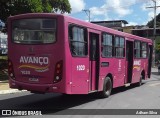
xmin=0 ymin=68 xmax=159 ymax=94
xmin=0 ymin=68 xmax=159 ymax=118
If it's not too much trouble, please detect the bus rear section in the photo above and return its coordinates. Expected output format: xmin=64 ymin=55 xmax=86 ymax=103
xmin=8 ymin=14 xmax=67 ymax=93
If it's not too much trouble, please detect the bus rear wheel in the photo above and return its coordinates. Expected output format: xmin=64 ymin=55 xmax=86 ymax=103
xmin=137 ymin=75 xmax=142 ymax=86
xmin=100 ymin=77 xmax=112 ymax=98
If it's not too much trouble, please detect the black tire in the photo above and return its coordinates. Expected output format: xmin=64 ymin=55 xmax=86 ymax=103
xmin=137 ymin=75 xmax=142 ymax=86
xmin=99 ymin=77 xmax=112 ymax=98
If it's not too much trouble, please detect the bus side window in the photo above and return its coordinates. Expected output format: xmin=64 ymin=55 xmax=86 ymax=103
xmin=70 ymin=42 xmax=78 ymax=55
xmin=141 ymin=42 xmax=147 ymax=58
xmin=134 ymin=41 xmax=141 ymax=58
xmin=102 ymin=33 xmax=113 ymax=57
xmin=115 ymin=36 xmax=125 ymax=58
xmin=69 ymin=25 xmax=87 ymax=57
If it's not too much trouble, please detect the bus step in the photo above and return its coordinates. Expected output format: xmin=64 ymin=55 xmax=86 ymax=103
xmin=125 ymin=83 xmax=131 ymax=87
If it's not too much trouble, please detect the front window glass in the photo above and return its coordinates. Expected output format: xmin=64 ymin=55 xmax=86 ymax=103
xmin=12 ymin=19 xmax=56 ymax=44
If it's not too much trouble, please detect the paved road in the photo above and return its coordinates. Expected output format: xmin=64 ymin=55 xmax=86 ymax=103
xmin=0 ymin=68 xmax=159 ymax=117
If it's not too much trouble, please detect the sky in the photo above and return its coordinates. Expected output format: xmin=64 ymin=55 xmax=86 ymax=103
xmin=68 ymin=0 xmax=160 ymax=26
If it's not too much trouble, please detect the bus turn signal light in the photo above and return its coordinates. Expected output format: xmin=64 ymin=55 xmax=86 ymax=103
xmin=8 ymin=59 xmax=15 ymax=80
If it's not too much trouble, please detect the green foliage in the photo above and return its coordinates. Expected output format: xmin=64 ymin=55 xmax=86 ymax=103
xmin=50 ymin=0 xmax=71 ymax=13
xmin=147 ymin=13 xmax=160 ymax=28
xmin=156 ymin=43 xmax=160 ymax=53
xmin=29 ymin=0 xmax=43 ymax=12
xmin=0 ymin=0 xmax=71 ymax=22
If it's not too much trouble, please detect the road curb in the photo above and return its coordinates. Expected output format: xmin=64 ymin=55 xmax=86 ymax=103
xmin=0 ymin=89 xmax=27 ymax=95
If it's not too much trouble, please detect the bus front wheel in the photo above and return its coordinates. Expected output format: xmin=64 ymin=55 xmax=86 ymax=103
xmin=100 ymin=77 xmax=112 ymax=98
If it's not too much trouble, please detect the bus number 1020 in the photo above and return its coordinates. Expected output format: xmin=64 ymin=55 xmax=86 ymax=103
xmin=77 ymin=65 xmax=85 ymax=71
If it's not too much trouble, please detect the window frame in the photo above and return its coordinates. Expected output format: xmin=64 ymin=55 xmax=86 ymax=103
xmin=134 ymin=40 xmax=141 ymax=58
xmin=12 ymin=18 xmax=57 ymax=45
xmin=101 ymin=32 xmax=114 ymax=58
xmin=68 ymin=24 xmax=88 ymax=57
xmin=141 ymin=42 xmax=148 ymax=58
xmin=114 ymin=36 xmax=125 ymax=58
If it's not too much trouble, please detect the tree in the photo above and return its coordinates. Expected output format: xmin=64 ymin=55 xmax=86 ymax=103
xmin=0 ymin=0 xmax=71 ymax=22
xmin=50 ymin=0 xmax=71 ymax=13
xmin=147 ymin=13 xmax=160 ymax=28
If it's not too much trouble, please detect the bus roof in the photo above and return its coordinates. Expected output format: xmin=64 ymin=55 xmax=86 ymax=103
xmin=63 ymin=14 xmax=152 ymax=43
xmin=8 ymin=13 xmax=152 ymax=43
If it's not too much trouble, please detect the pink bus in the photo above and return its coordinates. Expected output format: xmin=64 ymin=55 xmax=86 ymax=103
xmin=8 ymin=13 xmax=152 ymax=98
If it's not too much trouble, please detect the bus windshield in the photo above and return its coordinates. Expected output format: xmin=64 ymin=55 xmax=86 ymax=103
xmin=12 ymin=18 xmax=56 ymax=44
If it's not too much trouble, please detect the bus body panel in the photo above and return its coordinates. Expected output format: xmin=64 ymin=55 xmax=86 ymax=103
xmin=8 ymin=13 xmax=153 ymax=95
xmin=132 ymin=59 xmax=149 ymax=83
xmin=8 ymin=14 xmax=68 ymax=93
xmin=71 ymin=58 xmax=89 ymax=94
xmin=9 ymin=45 xmax=59 ymax=84
xmin=113 ymin=58 xmax=126 ymax=88
xmin=100 ymin=58 xmax=126 ymax=88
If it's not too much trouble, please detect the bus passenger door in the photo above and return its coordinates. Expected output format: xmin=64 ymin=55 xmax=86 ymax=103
xmin=148 ymin=45 xmax=153 ymax=78
xmin=125 ymin=40 xmax=133 ymax=83
xmin=89 ymin=33 xmax=99 ymax=91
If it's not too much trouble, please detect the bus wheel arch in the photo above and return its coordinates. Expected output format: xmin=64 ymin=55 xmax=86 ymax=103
xmin=106 ymin=73 xmax=113 ymax=86
xmin=99 ymin=73 xmax=113 ymax=98
xmin=141 ymin=70 xmax=145 ymax=80
xmin=137 ymin=70 xmax=145 ymax=86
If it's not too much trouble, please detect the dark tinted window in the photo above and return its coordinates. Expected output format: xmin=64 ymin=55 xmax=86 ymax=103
xmin=134 ymin=41 xmax=141 ymax=58
xmin=69 ymin=26 xmax=87 ymax=57
xmin=141 ymin=42 xmax=147 ymax=58
xmin=115 ymin=36 xmax=125 ymax=58
xmin=102 ymin=33 xmax=113 ymax=57
xmin=12 ymin=19 xmax=56 ymax=44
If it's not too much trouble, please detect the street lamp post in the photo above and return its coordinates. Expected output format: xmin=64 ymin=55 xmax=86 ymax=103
xmin=153 ymin=0 xmax=156 ymax=67
xmin=82 ymin=9 xmax=91 ymax=22
xmin=152 ymin=0 xmax=157 ymax=37
xmin=146 ymin=0 xmax=160 ymax=67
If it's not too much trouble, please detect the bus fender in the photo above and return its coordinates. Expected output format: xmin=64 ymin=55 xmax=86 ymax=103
xmin=141 ymin=70 xmax=145 ymax=80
